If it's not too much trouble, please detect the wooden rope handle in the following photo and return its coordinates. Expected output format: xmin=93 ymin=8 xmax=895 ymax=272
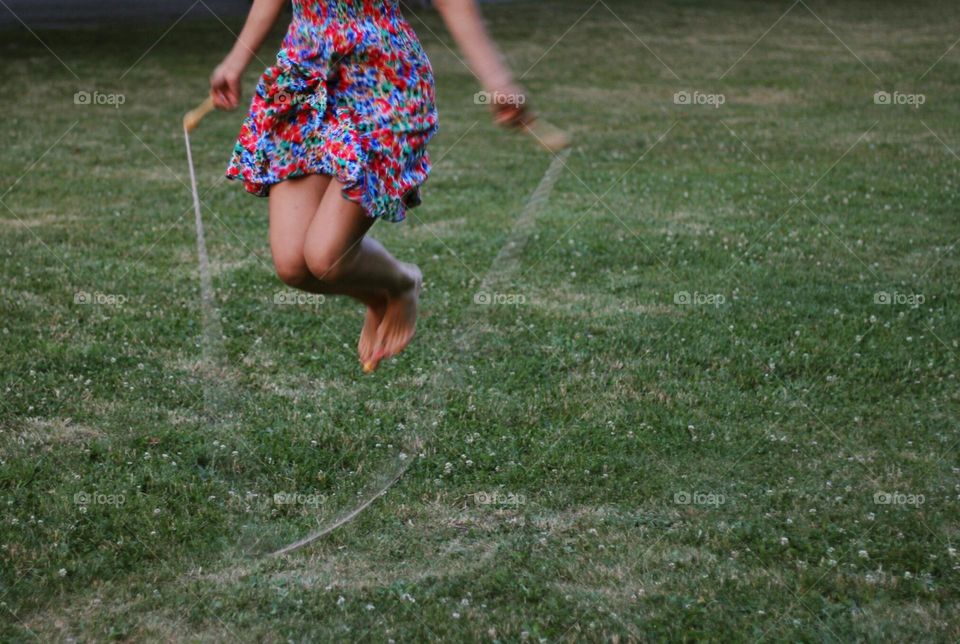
xmin=522 ymin=117 xmax=570 ymax=153
xmin=183 ymin=96 xmax=216 ymax=133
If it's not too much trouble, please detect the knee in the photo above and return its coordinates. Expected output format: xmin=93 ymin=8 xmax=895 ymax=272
xmin=304 ymin=245 xmax=351 ymax=284
xmin=273 ymin=255 xmax=312 ymax=288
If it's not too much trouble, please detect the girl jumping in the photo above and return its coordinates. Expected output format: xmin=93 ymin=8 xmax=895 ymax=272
xmin=210 ymin=0 xmax=529 ymax=373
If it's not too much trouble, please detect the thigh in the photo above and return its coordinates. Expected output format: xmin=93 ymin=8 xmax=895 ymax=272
xmin=303 ymin=180 xmax=375 ymax=270
xmin=268 ymin=174 xmax=332 ymax=265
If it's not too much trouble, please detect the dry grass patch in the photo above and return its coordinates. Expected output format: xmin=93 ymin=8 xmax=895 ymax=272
xmin=402 ymin=215 xmax=467 ymax=239
xmin=0 ymin=213 xmax=82 ymax=229
xmin=536 ymin=285 xmax=676 ymax=318
xmin=733 ymin=88 xmax=803 ymax=107
xmin=5 ymin=416 xmax=104 ymax=448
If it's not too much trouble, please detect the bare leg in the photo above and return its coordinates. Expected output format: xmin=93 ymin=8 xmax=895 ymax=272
xmin=269 ymin=175 xmax=387 ymax=362
xmin=303 ymin=180 xmax=422 ymax=372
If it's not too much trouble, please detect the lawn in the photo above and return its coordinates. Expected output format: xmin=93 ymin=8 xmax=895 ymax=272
xmin=1 ymin=0 xmax=959 ymax=640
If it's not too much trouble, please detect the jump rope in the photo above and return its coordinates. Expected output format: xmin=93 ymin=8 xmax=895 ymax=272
xmin=183 ymin=94 xmax=569 ymax=558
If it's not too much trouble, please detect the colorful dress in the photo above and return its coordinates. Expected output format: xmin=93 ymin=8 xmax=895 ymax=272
xmin=226 ymin=0 xmax=439 ymax=223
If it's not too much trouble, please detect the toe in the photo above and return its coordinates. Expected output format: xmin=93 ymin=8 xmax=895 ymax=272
xmin=364 ymin=347 xmax=386 ymax=373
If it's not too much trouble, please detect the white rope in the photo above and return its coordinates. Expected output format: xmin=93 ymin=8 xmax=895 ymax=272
xmin=269 ymin=438 xmax=422 ymax=557
xmin=183 ymin=127 xmax=231 ymax=419
xmin=480 ymin=149 xmax=570 ymax=292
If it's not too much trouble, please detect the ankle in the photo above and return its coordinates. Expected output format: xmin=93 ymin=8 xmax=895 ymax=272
xmin=390 ymin=263 xmax=419 ymax=295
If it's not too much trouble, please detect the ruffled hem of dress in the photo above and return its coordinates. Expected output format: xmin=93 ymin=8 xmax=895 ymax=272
xmin=226 ymin=155 xmax=429 ymax=224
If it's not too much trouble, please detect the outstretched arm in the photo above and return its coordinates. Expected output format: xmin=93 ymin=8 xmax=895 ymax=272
xmin=432 ymin=0 xmax=530 ymax=126
xmin=210 ymin=0 xmax=288 ymax=110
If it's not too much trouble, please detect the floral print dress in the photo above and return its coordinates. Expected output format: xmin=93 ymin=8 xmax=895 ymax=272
xmin=226 ymin=0 xmax=439 ymax=222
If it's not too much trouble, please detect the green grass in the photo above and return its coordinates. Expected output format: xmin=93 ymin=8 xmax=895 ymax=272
xmin=2 ymin=0 xmax=959 ymax=640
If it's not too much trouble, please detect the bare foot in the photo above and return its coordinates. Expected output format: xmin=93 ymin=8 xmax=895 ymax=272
xmin=364 ymin=263 xmax=422 ymax=373
xmin=358 ymin=296 xmax=388 ymax=366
